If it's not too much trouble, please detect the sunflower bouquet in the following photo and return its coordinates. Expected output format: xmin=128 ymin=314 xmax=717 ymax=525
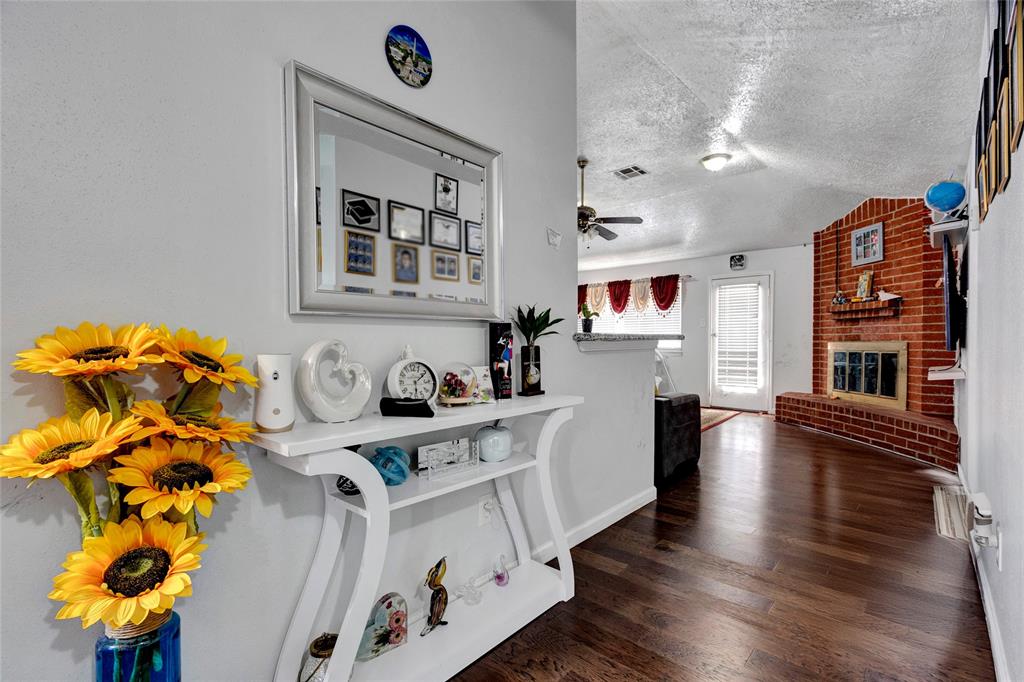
xmin=2 ymin=322 xmax=257 ymax=648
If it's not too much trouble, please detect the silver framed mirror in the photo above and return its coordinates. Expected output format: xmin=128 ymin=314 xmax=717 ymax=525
xmin=285 ymin=60 xmax=504 ymax=319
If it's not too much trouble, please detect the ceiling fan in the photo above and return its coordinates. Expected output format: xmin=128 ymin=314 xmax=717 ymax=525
xmin=577 ymin=156 xmax=643 ymax=242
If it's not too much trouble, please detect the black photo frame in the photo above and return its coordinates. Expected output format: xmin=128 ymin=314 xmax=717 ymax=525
xmin=429 ymin=211 xmax=461 ymax=251
xmin=388 ymin=200 xmax=425 ymax=244
xmin=434 ymin=173 xmax=459 ymax=215
xmin=464 ymin=220 xmax=483 ymax=256
xmin=392 ymin=243 xmax=419 ymax=284
xmin=341 ymin=189 xmax=381 ymax=232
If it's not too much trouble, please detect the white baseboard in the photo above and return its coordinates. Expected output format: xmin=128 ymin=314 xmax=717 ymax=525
xmin=957 ymin=468 xmax=1011 ymax=681
xmin=531 ymin=485 xmax=657 ymax=563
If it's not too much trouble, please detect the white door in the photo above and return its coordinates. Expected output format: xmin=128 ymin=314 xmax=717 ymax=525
xmin=709 ymin=274 xmax=772 ymax=411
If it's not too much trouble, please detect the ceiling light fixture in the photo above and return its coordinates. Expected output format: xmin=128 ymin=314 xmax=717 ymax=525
xmin=700 ymin=153 xmax=732 ymax=172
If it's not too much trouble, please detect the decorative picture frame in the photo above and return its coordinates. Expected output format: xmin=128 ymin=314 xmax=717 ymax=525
xmin=388 ymin=201 xmax=425 ymax=244
xmin=987 ymin=119 xmax=999 ymax=204
xmin=434 ymin=173 xmax=459 ymax=215
xmin=468 ymin=256 xmax=483 ymax=285
xmin=341 ymin=189 xmax=381 ymax=232
xmin=1012 ymin=0 xmax=1023 ymax=150
xmin=431 ymin=249 xmax=459 ymax=282
xmin=978 ymin=152 xmax=989 ymax=221
xmin=855 ymin=271 xmax=874 ymax=300
xmin=392 ymin=243 xmax=419 ymax=284
xmin=850 ymin=223 xmax=884 ymax=266
xmin=978 ymin=77 xmax=990 ymax=176
xmin=385 ymin=25 xmax=433 ymax=89
xmin=429 ymin=211 xmax=461 ymax=251
xmin=344 ymin=230 xmax=375 ymax=276
xmin=998 ymin=76 xmax=1012 ymax=193
xmin=465 ymin=220 xmax=483 ymax=256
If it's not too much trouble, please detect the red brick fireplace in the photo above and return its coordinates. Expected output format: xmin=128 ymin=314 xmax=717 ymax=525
xmin=775 ymin=198 xmax=959 ymax=470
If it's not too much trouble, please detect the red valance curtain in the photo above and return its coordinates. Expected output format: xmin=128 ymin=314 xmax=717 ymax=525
xmin=577 ymin=284 xmax=588 ymax=314
xmin=651 ymin=275 xmax=680 ymax=311
xmin=607 ymin=280 xmax=632 ymax=314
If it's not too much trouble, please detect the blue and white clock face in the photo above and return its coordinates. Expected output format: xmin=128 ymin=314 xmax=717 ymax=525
xmin=385 ymin=25 xmax=433 ymax=89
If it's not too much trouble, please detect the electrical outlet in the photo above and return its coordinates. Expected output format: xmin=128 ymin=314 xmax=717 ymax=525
xmin=478 ymin=495 xmax=495 ymax=526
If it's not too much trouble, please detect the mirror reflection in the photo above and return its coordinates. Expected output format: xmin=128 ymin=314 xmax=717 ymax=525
xmin=314 ymin=103 xmax=486 ymax=304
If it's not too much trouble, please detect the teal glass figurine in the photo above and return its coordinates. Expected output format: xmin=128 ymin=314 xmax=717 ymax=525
xmin=420 ymin=557 xmax=449 ymax=636
xmin=371 ymin=446 xmax=410 ymax=486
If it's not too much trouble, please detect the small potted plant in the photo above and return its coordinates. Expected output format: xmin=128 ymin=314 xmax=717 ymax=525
xmin=579 ymin=302 xmax=599 ymax=333
xmin=513 ymin=305 xmax=563 ymax=396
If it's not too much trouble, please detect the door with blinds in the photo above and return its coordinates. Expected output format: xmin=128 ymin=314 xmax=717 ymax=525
xmin=709 ymin=274 xmax=772 ymax=411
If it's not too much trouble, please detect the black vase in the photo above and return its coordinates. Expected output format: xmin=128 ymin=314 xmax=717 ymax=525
xmin=581 ymin=318 xmax=594 ymax=333
xmin=518 ymin=345 xmax=544 ymax=396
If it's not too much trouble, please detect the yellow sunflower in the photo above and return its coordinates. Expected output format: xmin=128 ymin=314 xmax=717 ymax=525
xmin=156 ymin=327 xmax=257 ymax=393
xmin=50 ymin=515 xmax=205 ymax=629
xmin=130 ymin=400 xmax=255 ymax=444
xmin=13 ymin=322 xmax=163 ymax=377
xmin=108 ymin=437 xmax=251 ymax=518
xmin=0 ymin=409 xmax=145 ymax=480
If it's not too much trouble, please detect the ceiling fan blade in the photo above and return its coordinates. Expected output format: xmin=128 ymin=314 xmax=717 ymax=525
xmin=592 ymin=224 xmax=618 ymax=240
xmin=594 ymin=216 xmax=643 ymax=224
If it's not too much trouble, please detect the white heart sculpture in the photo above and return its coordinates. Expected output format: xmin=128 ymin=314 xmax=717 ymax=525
xmin=298 ymin=340 xmax=373 ymax=423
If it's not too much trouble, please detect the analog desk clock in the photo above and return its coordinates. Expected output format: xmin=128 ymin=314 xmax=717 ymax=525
xmin=385 ymin=345 xmax=439 ymax=402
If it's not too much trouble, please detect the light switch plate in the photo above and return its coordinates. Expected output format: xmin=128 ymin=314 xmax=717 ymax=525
xmin=546 ymin=228 xmax=562 ymax=249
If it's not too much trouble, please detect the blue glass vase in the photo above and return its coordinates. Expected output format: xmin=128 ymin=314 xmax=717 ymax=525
xmin=94 ymin=611 xmax=181 ymax=682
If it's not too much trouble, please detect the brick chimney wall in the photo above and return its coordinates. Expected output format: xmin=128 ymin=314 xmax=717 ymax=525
xmin=811 ymin=198 xmax=955 ymax=418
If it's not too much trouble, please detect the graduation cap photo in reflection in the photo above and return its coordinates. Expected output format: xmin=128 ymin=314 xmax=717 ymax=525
xmin=341 ymin=189 xmax=381 ymax=232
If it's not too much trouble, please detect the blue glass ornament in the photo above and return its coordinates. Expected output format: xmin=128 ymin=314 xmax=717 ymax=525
xmin=371 ymin=446 xmax=410 ymax=486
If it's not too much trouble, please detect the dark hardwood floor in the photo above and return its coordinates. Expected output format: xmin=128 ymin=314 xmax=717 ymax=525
xmin=457 ymin=414 xmax=995 ymax=681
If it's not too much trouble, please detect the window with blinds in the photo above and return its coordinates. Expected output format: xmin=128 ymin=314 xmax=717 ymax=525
xmin=713 ymin=282 xmax=762 ymax=390
xmin=580 ymin=281 xmax=683 ymax=350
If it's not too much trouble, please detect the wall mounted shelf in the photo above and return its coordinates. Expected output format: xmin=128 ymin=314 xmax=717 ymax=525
xmin=253 ymin=394 xmax=584 ymax=682
xmin=928 ymin=219 xmax=969 ymax=249
xmin=829 ymin=298 xmax=901 ymax=320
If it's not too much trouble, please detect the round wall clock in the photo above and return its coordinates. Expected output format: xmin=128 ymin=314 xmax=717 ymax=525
xmin=385 ymin=345 xmax=439 ymax=402
xmin=385 ymin=24 xmax=432 ymax=88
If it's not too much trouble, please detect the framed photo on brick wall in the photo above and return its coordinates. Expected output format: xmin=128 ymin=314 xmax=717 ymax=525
xmin=851 ymin=222 xmax=883 ymax=267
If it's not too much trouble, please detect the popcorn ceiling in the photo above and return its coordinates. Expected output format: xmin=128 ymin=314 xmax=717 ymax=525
xmin=577 ymin=0 xmax=987 ymax=269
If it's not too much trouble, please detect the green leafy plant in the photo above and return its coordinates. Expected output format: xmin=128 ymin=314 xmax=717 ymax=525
xmin=580 ymin=302 xmax=600 ymax=320
xmin=514 ymin=305 xmax=564 ymax=346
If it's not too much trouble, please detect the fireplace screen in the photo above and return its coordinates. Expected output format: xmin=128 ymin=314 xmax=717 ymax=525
xmin=827 ymin=341 xmax=907 ymax=410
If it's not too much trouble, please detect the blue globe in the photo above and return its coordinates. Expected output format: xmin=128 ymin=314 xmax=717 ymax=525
xmin=925 ymin=181 xmax=967 ymax=214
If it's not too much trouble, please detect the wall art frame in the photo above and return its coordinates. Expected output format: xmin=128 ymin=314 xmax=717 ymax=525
xmin=850 ymin=222 xmax=884 ymax=267
xmin=285 ymin=60 xmax=504 ymax=320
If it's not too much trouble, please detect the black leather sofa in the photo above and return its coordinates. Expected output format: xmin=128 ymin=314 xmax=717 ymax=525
xmin=654 ymin=392 xmax=701 ymax=487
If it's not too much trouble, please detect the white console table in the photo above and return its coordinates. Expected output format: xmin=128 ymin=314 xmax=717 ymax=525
xmin=254 ymin=394 xmax=584 ymax=681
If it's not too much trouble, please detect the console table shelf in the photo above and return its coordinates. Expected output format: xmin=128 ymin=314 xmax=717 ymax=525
xmin=329 ymin=451 xmax=538 ymax=517
xmin=253 ymin=394 xmax=583 ymax=682
xmin=352 ymin=560 xmax=561 ymax=681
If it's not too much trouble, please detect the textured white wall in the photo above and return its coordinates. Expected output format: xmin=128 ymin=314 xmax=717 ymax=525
xmin=0 ymin=2 xmax=654 ymax=679
xmin=957 ymin=7 xmax=1024 ymax=676
xmin=581 ymin=244 xmax=814 ymax=408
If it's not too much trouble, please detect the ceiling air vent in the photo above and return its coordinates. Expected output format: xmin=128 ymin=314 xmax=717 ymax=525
xmin=612 ymin=165 xmax=648 ymax=180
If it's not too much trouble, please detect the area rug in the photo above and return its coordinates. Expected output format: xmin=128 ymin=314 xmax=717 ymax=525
xmin=700 ymin=408 xmax=741 ymax=432
xmin=933 ymin=485 xmax=970 ymax=542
